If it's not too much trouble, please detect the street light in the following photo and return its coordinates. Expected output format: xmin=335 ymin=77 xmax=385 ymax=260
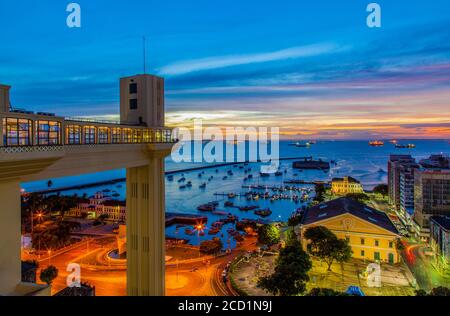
xmin=194 ymin=222 xmax=206 ymax=257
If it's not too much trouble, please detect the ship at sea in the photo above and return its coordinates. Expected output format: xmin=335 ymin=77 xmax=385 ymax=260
xmin=289 ymin=142 xmax=311 ymax=148
xmin=369 ymin=140 xmax=384 ymax=147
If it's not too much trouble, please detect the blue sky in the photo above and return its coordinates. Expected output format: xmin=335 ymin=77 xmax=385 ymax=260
xmin=1 ymin=0 xmax=450 ymax=139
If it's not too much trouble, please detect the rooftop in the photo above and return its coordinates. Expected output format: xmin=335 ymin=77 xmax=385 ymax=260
xmin=302 ymin=197 xmax=399 ymax=235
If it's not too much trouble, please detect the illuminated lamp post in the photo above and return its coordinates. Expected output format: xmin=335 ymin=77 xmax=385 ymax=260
xmin=194 ymin=222 xmax=205 ymax=257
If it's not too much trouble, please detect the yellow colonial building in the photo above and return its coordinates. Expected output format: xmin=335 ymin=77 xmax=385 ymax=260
xmin=331 ymin=176 xmax=364 ymax=195
xmin=300 ymin=198 xmax=401 ymax=264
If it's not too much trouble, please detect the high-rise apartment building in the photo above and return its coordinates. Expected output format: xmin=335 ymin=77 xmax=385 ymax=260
xmin=414 ymin=169 xmax=450 ymax=240
xmin=388 ymin=155 xmax=417 ymax=214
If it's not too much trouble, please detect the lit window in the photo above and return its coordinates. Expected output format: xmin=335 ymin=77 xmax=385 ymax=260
xmin=3 ymin=118 xmax=32 ymax=146
xmin=123 ymin=128 xmax=132 ymax=143
xmin=66 ymin=125 xmax=82 ymax=144
xmin=143 ymin=129 xmax=152 ymax=143
xmin=36 ymin=120 xmax=61 ymax=145
xmin=112 ymin=128 xmax=122 ymax=143
xmin=132 ymin=129 xmax=142 ymax=143
xmin=98 ymin=127 xmax=110 ymax=144
xmin=83 ymin=126 xmax=96 ymax=144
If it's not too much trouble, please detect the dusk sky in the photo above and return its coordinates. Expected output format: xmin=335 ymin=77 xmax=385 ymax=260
xmin=1 ymin=0 xmax=450 ymax=139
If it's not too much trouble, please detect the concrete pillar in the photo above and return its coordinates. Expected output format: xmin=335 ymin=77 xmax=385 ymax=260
xmin=126 ymin=156 xmax=165 ymax=296
xmin=0 ymin=179 xmax=21 ymax=295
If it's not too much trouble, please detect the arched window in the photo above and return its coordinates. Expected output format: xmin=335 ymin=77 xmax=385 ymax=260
xmin=2 ymin=118 xmax=33 ymax=146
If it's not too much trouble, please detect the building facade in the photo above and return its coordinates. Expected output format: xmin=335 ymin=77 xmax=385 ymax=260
xmin=388 ymin=155 xmax=417 ymax=213
xmin=331 ymin=176 xmax=364 ymax=195
xmin=399 ymin=161 xmax=420 ymax=226
xmin=429 ymin=216 xmax=449 ymax=275
xmin=68 ymin=192 xmax=126 ymax=223
xmin=414 ymin=169 xmax=450 ymax=240
xmin=300 ymin=198 xmax=401 ymax=264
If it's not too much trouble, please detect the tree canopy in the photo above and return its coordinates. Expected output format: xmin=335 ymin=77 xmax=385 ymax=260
xmin=415 ymin=287 xmax=450 ymax=296
xmin=257 ymin=224 xmax=280 ymax=246
xmin=314 ymin=183 xmax=326 ymax=203
xmin=345 ymin=193 xmax=369 ymax=203
xmin=373 ymin=184 xmax=388 ymax=196
xmin=307 ymin=288 xmax=350 ymax=296
xmin=257 ymin=239 xmax=312 ymax=296
xmin=40 ymin=265 xmax=58 ymax=285
xmin=200 ymin=238 xmax=223 ymax=255
xmin=304 ymin=226 xmax=352 ymax=271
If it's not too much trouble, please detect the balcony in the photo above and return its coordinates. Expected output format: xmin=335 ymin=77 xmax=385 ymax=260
xmin=1 ymin=113 xmax=177 ymax=150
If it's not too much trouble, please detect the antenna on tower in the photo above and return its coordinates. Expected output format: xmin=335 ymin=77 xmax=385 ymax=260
xmin=143 ymin=35 xmax=147 ymax=74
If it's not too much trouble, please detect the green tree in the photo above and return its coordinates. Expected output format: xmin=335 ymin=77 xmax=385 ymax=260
xmin=304 ymin=226 xmax=352 ymax=271
xmin=200 ymin=238 xmax=223 ymax=255
xmin=258 ymin=224 xmax=280 ymax=246
xmin=314 ymin=183 xmax=326 ymax=203
xmin=395 ymin=238 xmax=405 ymax=251
xmin=257 ymin=239 xmax=312 ymax=296
xmin=32 ymin=221 xmax=72 ymax=250
xmin=285 ymin=228 xmax=298 ymax=248
xmin=288 ymin=213 xmax=302 ymax=227
xmin=40 ymin=265 xmax=58 ymax=285
xmin=373 ymin=184 xmax=388 ymax=197
xmin=45 ymin=195 xmax=78 ymax=220
xmin=98 ymin=214 xmax=109 ymax=223
xmin=416 ymin=287 xmax=450 ymax=296
xmin=345 ymin=193 xmax=369 ymax=203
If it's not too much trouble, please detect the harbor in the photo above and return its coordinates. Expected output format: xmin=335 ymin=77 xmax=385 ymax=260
xmin=21 ymin=139 xmax=450 ymax=248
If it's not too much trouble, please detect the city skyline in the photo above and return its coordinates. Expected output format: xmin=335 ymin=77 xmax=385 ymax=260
xmin=1 ymin=1 xmax=450 ymax=139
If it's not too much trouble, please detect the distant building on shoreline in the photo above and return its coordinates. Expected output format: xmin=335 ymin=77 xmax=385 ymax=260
xmin=67 ymin=192 xmax=126 ymax=222
xmin=331 ymin=176 xmax=364 ymax=195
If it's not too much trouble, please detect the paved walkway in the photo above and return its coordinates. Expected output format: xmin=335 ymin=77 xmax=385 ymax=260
xmin=231 ymin=255 xmax=416 ymax=296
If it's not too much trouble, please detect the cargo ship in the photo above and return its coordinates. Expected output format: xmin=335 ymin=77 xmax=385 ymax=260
xmin=369 ymin=140 xmax=384 ymax=147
